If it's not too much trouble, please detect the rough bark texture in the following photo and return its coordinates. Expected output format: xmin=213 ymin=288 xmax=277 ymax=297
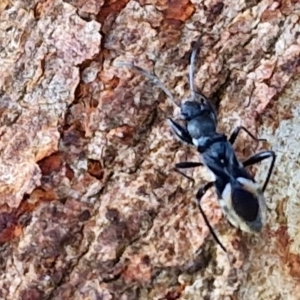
xmin=1 ymin=0 xmax=300 ymax=299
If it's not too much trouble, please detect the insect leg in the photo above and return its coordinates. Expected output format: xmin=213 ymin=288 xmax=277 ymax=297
xmin=168 ymin=118 xmax=193 ymax=145
xmin=229 ymin=126 xmax=266 ymax=145
xmin=243 ymin=150 xmax=276 ymax=192
xmin=196 ymin=182 xmax=227 ymax=253
xmin=175 ymin=162 xmax=204 ymax=169
xmin=174 ymin=162 xmax=204 ymax=182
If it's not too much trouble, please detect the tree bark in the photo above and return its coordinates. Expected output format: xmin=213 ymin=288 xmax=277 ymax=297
xmin=1 ymin=0 xmax=300 ymax=299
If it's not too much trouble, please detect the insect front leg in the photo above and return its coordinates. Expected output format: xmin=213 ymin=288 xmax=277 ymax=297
xmin=168 ymin=118 xmax=193 ymax=145
xmin=196 ymin=182 xmax=227 ymax=253
xmin=229 ymin=126 xmax=266 ymax=145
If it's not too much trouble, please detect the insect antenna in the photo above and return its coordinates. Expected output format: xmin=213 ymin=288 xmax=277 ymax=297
xmin=188 ymin=37 xmax=218 ymax=119
xmin=115 ymin=61 xmax=180 ymax=108
xmin=189 ymin=37 xmax=202 ymax=100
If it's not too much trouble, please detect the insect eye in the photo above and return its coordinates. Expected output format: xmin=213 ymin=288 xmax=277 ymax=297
xmin=231 ymin=188 xmax=259 ymax=222
xmin=180 ymin=112 xmax=191 ymax=120
xmin=181 ymin=101 xmax=203 ymax=120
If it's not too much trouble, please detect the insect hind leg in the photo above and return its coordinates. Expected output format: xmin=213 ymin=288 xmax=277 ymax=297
xmin=242 ymin=150 xmax=276 ymax=192
xmin=174 ymin=164 xmax=227 ymax=252
xmin=196 ymin=182 xmax=227 ymax=253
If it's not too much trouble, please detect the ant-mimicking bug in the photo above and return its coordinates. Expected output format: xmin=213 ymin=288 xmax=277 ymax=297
xmin=115 ymin=38 xmax=276 ymax=253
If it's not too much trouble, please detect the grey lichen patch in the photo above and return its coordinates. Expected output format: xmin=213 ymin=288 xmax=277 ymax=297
xmin=268 ymin=98 xmax=300 ymax=240
xmin=233 ymin=77 xmax=300 ymax=299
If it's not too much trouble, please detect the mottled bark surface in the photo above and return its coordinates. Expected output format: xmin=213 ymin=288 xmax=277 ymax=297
xmin=1 ymin=0 xmax=300 ymax=299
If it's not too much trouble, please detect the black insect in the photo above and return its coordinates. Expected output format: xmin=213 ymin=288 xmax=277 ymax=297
xmin=115 ymin=38 xmax=276 ymax=253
